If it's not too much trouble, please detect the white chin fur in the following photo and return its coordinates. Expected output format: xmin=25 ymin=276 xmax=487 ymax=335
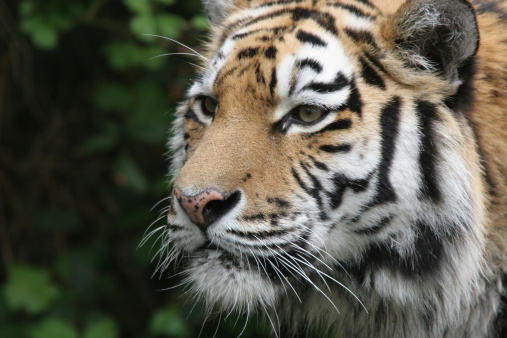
xmin=185 ymin=249 xmax=280 ymax=313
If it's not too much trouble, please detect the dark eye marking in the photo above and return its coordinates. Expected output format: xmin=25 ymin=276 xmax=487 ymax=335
xmin=184 ymin=108 xmax=205 ymax=126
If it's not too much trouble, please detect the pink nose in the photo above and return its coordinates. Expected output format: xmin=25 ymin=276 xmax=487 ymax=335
xmin=174 ymin=187 xmax=241 ymax=230
xmin=173 ymin=187 xmax=225 ymax=226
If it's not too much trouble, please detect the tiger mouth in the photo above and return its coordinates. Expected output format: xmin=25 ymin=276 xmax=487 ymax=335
xmin=197 ymin=240 xmax=314 ymax=283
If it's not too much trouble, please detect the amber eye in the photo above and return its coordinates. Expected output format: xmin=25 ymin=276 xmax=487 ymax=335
xmin=201 ymin=96 xmax=218 ymax=117
xmin=295 ymin=105 xmax=325 ymax=124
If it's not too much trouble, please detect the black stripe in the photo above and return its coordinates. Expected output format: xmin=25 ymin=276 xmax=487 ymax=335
xmin=256 ymin=0 xmax=306 ymax=8
xmin=220 ymin=9 xmax=292 ymax=43
xmin=327 ymin=3 xmax=374 ymax=18
xmin=231 ymin=26 xmax=290 ymax=41
xmin=267 ymin=197 xmax=292 ymax=208
xmin=222 ymin=7 xmax=338 ymax=43
xmin=297 ymin=58 xmax=323 ymax=73
xmin=265 ymin=46 xmax=277 ymax=59
xmin=296 ymin=30 xmax=327 ymax=47
xmin=306 ymin=119 xmax=352 ymax=138
xmin=292 ymin=167 xmax=311 ymax=195
xmin=309 ymin=155 xmax=329 ymax=171
xmin=345 ymin=220 xmax=454 ymax=282
xmin=302 ymin=72 xmax=349 ymax=93
xmin=214 ymin=66 xmax=239 ymax=86
xmin=345 ymin=29 xmax=377 ymax=47
xmin=291 ymin=8 xmax=338 ymax=35
xmin=370 ymin=97 xmax=401 ymax=206
xmin=319 ymin=144 xmax=351 ymax=153
xmin=228 ymin=228 xmax=290 ymax=239
xmin=415 ymin=100 xmax=441 ymax=203
xmin=238 ymin=47 xmax=259 ymax=59
xmin=242 ymin=213 xmax=267 ymax=222
xmin=300 ymin=164 xmax=328 ymax=220
xmin=269 ymin=66 xmax=278 ymax=97
xmin=360 ymin=57 xmax=385 ymax=89
xmin=354 ymin=215 xmax=393 ymax=235
xmin=364 ymin=51 xmax=387 ymax=74
xmin=255 ymin=64 xmax=265 ymax=84
xmin=346 ymin=82 xmax=362 ymax=117
xmin=320 ymin=119 xmax=352 ymax=132
xmin=327 ymin=173 xmax=371 ymax=209
xmin=354 ymin=0 xmax=375 ymax=8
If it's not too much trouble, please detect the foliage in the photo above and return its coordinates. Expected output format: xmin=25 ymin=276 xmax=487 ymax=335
xmin=0 ymin=0 xmax=252 ymax=336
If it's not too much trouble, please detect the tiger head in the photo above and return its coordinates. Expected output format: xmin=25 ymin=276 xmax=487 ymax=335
xmin=163 ymin=0 xmax=489 ymax=331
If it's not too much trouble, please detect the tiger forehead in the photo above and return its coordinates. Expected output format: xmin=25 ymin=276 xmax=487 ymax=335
xmin=208 ymin=3 xmax=376 ymax=99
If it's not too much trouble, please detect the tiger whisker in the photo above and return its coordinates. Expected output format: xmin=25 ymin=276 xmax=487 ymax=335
xmin=290 ymin=254 xmax=367 ymax=313
xmin=144 ymin=34 xmax=209 ymax=61
xmin=150 ymin=195 xmax=171 ymax=212
xmin=251 ymin=236 xmax=304 ymax=302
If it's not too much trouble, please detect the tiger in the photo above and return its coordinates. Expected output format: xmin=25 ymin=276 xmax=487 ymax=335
xmin=155 ymin=0 xmax=507 ymax=336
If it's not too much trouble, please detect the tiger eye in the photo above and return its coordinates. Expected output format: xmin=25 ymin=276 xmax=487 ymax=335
xmin=201 ymin=96 xmax=218 ymax=116
xmin=296 ymin=105 xmax=325 ymax=123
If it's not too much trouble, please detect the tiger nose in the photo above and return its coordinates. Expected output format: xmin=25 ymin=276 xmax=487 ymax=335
xmin=173 ymin=187 xmax=241 ymax=230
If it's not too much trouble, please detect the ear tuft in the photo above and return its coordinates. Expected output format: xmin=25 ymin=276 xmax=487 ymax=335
xmin=202 ymin=0 xmax=236 ymax=26
xmin=389 ymin=0 xmax=479 ymax=81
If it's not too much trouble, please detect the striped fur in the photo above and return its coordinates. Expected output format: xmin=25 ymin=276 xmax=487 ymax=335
xmin=156 ymin=0 xmax=507 ymax=336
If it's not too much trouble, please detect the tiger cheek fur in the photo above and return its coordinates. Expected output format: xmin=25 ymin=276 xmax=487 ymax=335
xmin=157 ymin=0 xmax=507 ymax=337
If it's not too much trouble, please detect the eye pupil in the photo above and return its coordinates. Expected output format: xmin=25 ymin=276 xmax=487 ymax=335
xmin=297 ymin=105 xmax=324 ymax=123
xmin=202 ymin=97 xmax=218 ymax=116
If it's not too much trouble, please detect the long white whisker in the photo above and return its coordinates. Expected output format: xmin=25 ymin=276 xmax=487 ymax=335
xmin=150 ymin=52 xmax=210 ymax=62
xmin=144 ymin=34 xmax=209 ymax=61
xmin=150 ymin=196 xmax=171 ymax=212
xmin=290 ymin=254 xmax=367 ymax=313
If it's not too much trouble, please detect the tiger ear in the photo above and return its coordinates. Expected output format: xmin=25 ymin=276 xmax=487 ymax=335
xmin=201 ymin=0 xmax=236 ymax=26
xmin=383 ymin=0 xmax=479 ymax=82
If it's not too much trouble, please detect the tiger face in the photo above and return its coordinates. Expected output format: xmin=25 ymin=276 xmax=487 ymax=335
xmin=159 ymin=0 xmax=507 ymax=336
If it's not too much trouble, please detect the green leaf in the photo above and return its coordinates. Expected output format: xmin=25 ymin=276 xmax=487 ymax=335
xmin=113 ymin=153 xmax=148 ymax=194
xmin=124 ymin=0 xmax=150 ymax=13
xmin=84 ymin=318 xmax=119 ymax=338
xmin=149 ymin=306 xmax=191 ymax=337
xmin=103 ymin=42 xmax=165 ymax=70
xmin=130 ymin=13 xmax=157 ymax=41
xmin=29 ymin=318 xmax=78 ymax=338
xmin=156 ymin=13 xmax=186 ymax=40
xmin=103 ymin=42 xmax=144 ymax=70
xmin=3 ymin=265 xmax=60 ymax=315
xmin=24 ymin=22 xmax=58 ymax=50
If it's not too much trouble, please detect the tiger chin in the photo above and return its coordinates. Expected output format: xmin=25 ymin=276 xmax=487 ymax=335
xmin=155 ymin=0 xmax=507 ymax=337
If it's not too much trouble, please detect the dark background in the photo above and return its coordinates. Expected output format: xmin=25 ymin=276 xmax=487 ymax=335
xmin=0 ymin=0 xmax=259 ymax=336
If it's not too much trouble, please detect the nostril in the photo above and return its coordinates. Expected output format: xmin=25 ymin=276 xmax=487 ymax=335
xmin=202 ymin=191 xmax=241 ymax=226
xmin=174 ymin=187 xmax=241 ymax=230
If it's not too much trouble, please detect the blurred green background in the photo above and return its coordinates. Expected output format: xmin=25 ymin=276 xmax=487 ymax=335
xmin=0 ymin=0 xmax=259 ymax=336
